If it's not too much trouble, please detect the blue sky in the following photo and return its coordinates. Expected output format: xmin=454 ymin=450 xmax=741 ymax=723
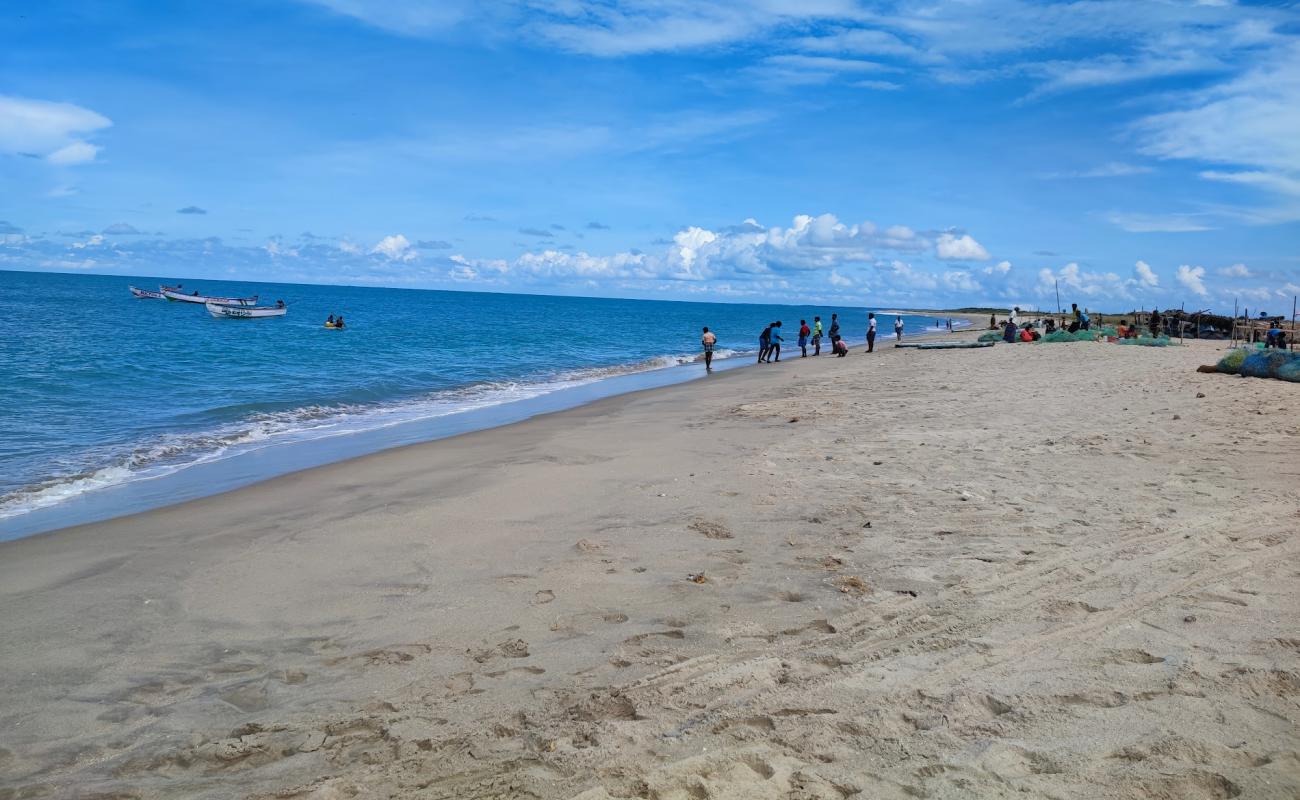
xmin=2 ymin=1 xmax=1298 ymax=313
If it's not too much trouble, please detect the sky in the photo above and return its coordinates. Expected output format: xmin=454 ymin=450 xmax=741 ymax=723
xmin=1 ymin=0 xmax=1298 ymax=313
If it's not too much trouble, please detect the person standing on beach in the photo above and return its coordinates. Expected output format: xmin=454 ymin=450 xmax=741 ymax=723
xmin=894 ymin=315 xmax=904 ymax=341
xmin=798 ymin=319 xmax=811 ymax=357
xmin=701 ymin=327 xmax=717 ymax=372
xmin=770 ymin=321 xmax=784 ymax=361
xmin=828 ymin=313 xmax=841 ymax=346
xmin=812 ymin=316 xmax=823 ymax=355
xmin=1149 ymin=308 xmax=1161 ymax=337
xmin=758 ymin=323 xmax=773 ymax=363
xmin=867 ymin=313 xmax=877 ymax=352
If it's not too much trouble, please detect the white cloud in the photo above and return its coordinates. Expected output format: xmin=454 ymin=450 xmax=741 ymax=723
xmin=1199 ymin=170 xmax=1300 ymax=198
xmin=264 ymin=237 xmax=299 ymax=258
xmin=1103 ymin=211 xmax=1215 ymax=233
xmin=934 ymin=232 xmax=990 ymax=261
xmin=46 ymin=141 xmax=101 ymax=165
xmin=337 ymin=238 xmax=363 ymax=255
xmin=1218 ymin=262 xmax=1251 ymax=278
xmin=1038 ymin=162 xmax=1152 ymax=179
xmin=1038 ymin=261 xmax=1133 ymax=300
xmin=878 ymin=259 xmax=938 ymax=290
xmin=0 ymin=96 xmax=111 ymax=164
xmin=304 ymin=0 xmax=473 ymax=35
xmin=828 ymin=269 xmax=853 ymax=287
xmin=1134 ymin=259 xmax=1159 ymax=287
xmin=983 ymin=260 xmax=1012 ymax=275
xmin=1133 ymin=40 xmax=1300 ymax=218
xmin=1176 ymin=264 xmax=1209 ymax=297
xmin=943 ymin=270 xmax=980 ymax=292
xmin=371 ymin=233 xmax=416 ymax=261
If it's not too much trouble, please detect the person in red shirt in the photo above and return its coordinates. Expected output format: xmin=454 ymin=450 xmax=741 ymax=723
xmin=798 ymin=319 xmax=811 ymax=357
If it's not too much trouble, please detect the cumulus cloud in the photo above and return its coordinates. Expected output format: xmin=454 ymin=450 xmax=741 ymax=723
xmin=417 ymin=239 xmax=452 ymax=249
xmin=102 ymin=222 xmax=143 ymax=235
xmin=177 ymin=206 xmax=207 ymax=215
xmin=1218 ymin=262 xmax=1251 ymax=278
xmin=1038 ymin=262 xmax=1132 ymax=300
xmin=371 ymin=233 xmax=416 ymax=261
xmin=935 ymin=232 xmax=990 ymax=261
xmin=877 ymin=259 xmax=938 ymax=290
xmin=0 ymin=96 xmax=111 ymax=165
xmin=943 ymin=270 xmax=980 ymax=292
xmin=1176 ymin=264 xmax=1209 ymax=297
xmin=983 ymin=260 xmax=1012 ymax=275
xmin=1134 ymin=259 xmax=1159 ymax=287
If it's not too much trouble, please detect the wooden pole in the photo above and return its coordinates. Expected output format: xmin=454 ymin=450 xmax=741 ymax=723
xmin=1232 ymin=298 xmax=1238 ymax=346
xmin=1293 ymin=295 xmax=1297 ymax=352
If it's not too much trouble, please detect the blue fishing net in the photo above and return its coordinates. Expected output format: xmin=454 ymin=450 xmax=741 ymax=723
xmin=1240 ymin=350 xmax=1297 ymax=379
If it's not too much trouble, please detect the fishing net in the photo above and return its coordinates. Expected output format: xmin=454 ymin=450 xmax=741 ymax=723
xmin=978 ymin=331 xmax=1002 ymax=343
xmin=1277 ymin=358 xmax=1300 ymax=383
xmin=1099 ymin=325 xmax=1118 ymax=337
xmin=1117 ymin=335 xmax=1172 ymax=347
xmin=1215 ymin=348 xmax=1248 ymax=374
xmin=1040 ymin=329 xmax=1096 ymax=343
xmin=1240 ymin=350 xmax=1297 ymax=379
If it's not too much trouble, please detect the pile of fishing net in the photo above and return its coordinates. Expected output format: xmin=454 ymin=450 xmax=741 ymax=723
xmin=1098 ymin=325 xmax=1119 ymax=337
xmin=1117 ymin=335 xmax=1173 ymax=347
xmin=1212 ymin=347 xmax=1300 ymax=382
xmin=977 ymin=331 xmax=1002 ymax=343
xmin=1039 ymin=328 xmax=1099 ymax=343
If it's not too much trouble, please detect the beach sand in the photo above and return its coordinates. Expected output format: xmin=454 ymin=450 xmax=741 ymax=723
xmin=1 ymin=336 xmax=1297 ymax=799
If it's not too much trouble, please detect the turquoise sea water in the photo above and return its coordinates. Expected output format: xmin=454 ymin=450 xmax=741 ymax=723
xmin=0 ymin=270 xmax=963 ymax=535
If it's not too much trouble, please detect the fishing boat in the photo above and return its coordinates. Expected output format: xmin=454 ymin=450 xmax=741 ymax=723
xmin=205 ymin=301 xmax=287 ymax=319
xmin=129 ymin=286 xmax=164 ymax=299
xmin=163 ymin=287 xmax=258 ymax=306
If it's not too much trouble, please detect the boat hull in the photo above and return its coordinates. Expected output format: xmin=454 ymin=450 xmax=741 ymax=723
xmin=205 ymin=302 xmax=287 ymax=318
xmin=163 ymin=288 xmax=257 ymax=306
xmin=129 ymin=286 xmax=164 ymax=299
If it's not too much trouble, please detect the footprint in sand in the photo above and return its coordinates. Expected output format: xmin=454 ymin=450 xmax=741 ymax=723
xmin=533 ymin=589 xmax=555 ymax=605
xmin=689 ymin=519 xmax=734 ymax=539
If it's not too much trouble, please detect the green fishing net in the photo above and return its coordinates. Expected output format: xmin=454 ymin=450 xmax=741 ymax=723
xmin=1215 ymin=348 xmax=1248 ymax=374
xmin=1117 ymin=335 xmax=1172 ymax=347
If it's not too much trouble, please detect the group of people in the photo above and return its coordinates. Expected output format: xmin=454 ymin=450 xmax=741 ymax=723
xmin=324 ymin=314 xmax=346 ymax=329
xmin=702 ymin=311 xmax=914 ymax=372
xmin=754 ymin=314 xmax=860 ymax=363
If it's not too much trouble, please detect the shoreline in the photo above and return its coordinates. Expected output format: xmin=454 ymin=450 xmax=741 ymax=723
xmin=0 ymin=316 xmax=962 ymax=542
xmin=2 ymin=335 xmax=1296 ymax=798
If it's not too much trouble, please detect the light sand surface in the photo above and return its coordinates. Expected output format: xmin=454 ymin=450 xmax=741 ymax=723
xmin=2 ymin=337 xmax=1298 ymax=799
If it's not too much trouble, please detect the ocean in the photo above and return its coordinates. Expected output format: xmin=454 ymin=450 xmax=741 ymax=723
xmin=0 ymin=270 xmax=966 ymax=537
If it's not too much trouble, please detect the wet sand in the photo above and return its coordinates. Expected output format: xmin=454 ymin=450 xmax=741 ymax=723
xmin=1 ymin=335 xmax=1297 ymax=799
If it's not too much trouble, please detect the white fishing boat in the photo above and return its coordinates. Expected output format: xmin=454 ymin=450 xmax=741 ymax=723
xmin=129 ymin=286 xmax=164 ymax=299
xmin=163 ymin=287 xmax=258 ymax=306
xmin=205 ymin=301 xmax=287 ymax=319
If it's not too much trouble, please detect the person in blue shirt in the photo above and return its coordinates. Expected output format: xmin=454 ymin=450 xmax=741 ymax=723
xmin=769 ymin=321 xmax=784 ymax=361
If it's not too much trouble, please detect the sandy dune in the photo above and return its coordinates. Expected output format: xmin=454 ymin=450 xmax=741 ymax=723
xmin=1 ymin=336 xmax=1297 ymax=799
